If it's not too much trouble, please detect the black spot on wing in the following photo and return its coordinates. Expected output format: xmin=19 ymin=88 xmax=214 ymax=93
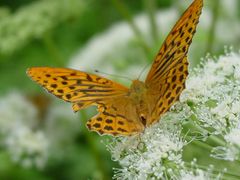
xmin=57 ymin=89 xmax=64 ymax=93
xmin=118 ymin=121 xmax=124 ymax=125
xmin=104 ymin=126 xmax=113 ymax=131
xmin=106 ymin=119 xmax=113 ymax=124
xmin=93 ymin=123 xmax=101 ymax=128
xmin=97 ymin=117 xmax=103 ymax=121
xmin=51 ymin=84 xmax=57 ymax=88
xmin=86 ymin=74 xmax=93 ymax=81
xmin=117 ymin=128 xmax=127 ymax=133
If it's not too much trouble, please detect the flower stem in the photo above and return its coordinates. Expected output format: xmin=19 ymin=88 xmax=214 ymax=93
xmin=208 ymin=134 xmax=226 ymax=146
xmin=184 ymin=120 xmax=209 ymax=139
xmin=186 ymin=141 xmax=240 ymax=179
xmin=205 ymin=0 xmax=220 ymax=54
xmin=186 ymin=119 xmax=226 ymax=147
xmin=42 ymin=32 xmax=64 ymax=66
xmin=142 ymin=0 xmax=158 ymax=45
xmin=111 ymin=0 xmax=151 ymax=56
xmin=191 ymin=140 xmax=212 ymax=151
xmin=80 ymin=110 xmax=108 ymax=180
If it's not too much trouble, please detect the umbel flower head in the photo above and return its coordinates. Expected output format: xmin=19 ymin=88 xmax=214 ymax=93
xmin=108 ymin=51 xmax=240 ymax=180
xmin=0 ymin=92 xmax=49 ymax=169
xmin=0 ymin=91 xmax=79 ymax=169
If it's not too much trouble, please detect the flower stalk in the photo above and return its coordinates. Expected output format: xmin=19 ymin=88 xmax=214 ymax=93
xmin=205 ymin=0 xmax=221 ymax=54
xmin=111 ymin=0 xmax=151 ymax=56
xmin=142 ymin=0 xmax=159 ymax=45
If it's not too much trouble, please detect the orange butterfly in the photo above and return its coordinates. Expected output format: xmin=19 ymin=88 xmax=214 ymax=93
xmin=27 ymin=0 xmax=203 ymax=136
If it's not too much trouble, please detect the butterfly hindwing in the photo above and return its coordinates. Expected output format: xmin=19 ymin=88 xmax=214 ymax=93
xmin=87 ymin=97 xmax=144 ymax=136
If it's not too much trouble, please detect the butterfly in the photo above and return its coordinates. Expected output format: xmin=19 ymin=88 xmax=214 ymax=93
xmin=27 ymin=0 xmax=203 ymax=136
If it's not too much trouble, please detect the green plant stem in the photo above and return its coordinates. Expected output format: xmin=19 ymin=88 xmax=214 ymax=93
xmin=42 ymin=32 xmax=64 ymax=66
xmin=80 ymin=110 xmax=108 ymax=180
xmin=188 ymin=141 xmax=240 ymax=179
xmin=192 ymin=140 xmax=212 ymax=151
xmin=208 ymin=134 xmax=226 ymax=146
xmin=142 ymin=0 xmax=158 ymax=45
xmin=175 ymin=0 xmax=184 ymax=16
xmin=190 ymin=136 xmax=240 ymax=166
xmin=186 ymin=120 xmax=208 ymax=135
xmin=111 ymin=0 xmax=150 ymax=56
xmin=187 ymin=119 xmax=226 ymax=147
xmin=205 ymin=0 xmax=220 ymax=54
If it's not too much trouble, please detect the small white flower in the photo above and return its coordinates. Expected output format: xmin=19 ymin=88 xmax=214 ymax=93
xmin=211 ymin=101 xmax=230 ymax=118
xmin=224 ymin=128 xmax=240 ymax=146
xmin=0 ymin=91 xmax=49 ymax=169
xmin=180 ymin=169 xmax=209 ymax=180
xmin=211 ymin=146 xmax=239 ymax=161
xmin=5 ymin=125 xmax=49 ymax=169
xmin=0 ymin=91 xmax=37 ymax=134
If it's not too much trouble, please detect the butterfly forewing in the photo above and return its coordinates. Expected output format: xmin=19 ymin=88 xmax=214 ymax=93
xmin=146 ymin=0 xmax=203 ymax=83
xmin=27 ymin=67 xmax=128 ymax=103
xmin=145 ymin=0 xmax=203 ymax=124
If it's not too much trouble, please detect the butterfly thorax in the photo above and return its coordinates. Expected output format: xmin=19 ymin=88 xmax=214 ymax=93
xmin=129 ymin=80 xmax=149 ymax=126
xmin=130 ymin=80 xmax=147 ymax=99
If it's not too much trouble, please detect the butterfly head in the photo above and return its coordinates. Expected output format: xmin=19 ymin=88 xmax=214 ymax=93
xmin=130 ymin=80 xmax=146 ymax=94
xmin=130 ymin=80 xmax=148 ymax=107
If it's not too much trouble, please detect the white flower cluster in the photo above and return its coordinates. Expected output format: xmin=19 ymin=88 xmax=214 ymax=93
xmin=0 ymin=0 xmax=84 ymax=55
xmin=108 ymin=108 xmax=216 ymax=179
xmin=108 ymin=102 xmax=205 ymax=179
xmin=108 ymin=52 xmax=240 ymax=179
xmin=0 ymin=92 xmax=49 ymax=169
xmin=182 ymin=51 xmax=240 ymax=161
xmin=5 ymin=125 xmax=48 ymax=169
xmin=0 ymin=91 xmax=79 ymax=169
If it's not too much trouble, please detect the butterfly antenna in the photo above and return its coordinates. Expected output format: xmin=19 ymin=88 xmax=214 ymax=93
xmin=94 ymin=69 xmax=132 ymax=81
xmin=137 ymin=62 xmax=152 ymax=80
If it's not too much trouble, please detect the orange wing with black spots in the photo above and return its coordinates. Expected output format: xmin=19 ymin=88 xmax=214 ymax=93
xmin=145 ymin=0 xmax=203 ymax=124
xmin=27 ymin=67 xmax=128 ymax=111
xmin=87 ymin=97 xmax=144 ymax=136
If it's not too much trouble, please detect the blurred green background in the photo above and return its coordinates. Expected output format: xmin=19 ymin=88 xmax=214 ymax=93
xmin=0 ymin=0 xmax=239 ymax=179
